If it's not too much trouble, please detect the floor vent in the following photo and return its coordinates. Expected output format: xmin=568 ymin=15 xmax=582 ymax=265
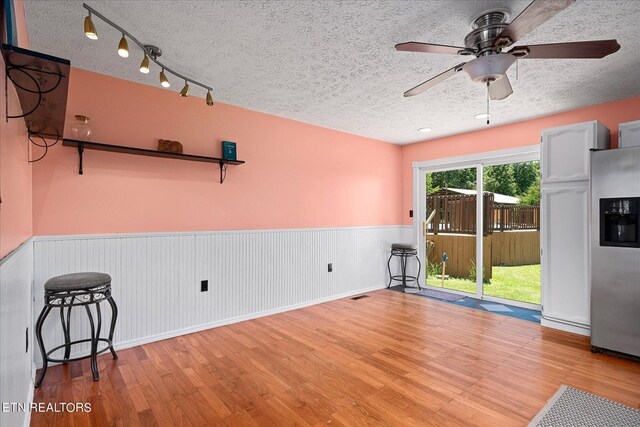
xmin=351 ymin=295 xmax=369 ymax=300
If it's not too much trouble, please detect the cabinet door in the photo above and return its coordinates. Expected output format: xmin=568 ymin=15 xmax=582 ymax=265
xmin=619 ymin=120 xmax=640 ymax=148
xmin=541 ymin=121 xmax=603 ymax=184
xmin=541 ymin=186 xmax=590 ymax=326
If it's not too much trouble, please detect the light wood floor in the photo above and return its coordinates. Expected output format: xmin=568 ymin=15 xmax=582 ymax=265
xmin=32 ymin=290 xmax=640 ymax=426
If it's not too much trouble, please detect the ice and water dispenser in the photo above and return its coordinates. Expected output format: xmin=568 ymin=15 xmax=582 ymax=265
xmin=600 ymin=197 xmax=640 ymax=248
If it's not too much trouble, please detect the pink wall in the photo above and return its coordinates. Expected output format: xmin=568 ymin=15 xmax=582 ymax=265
xmin=32 ymin=68 xmax=402 ymax=235
xmin=400 ymin=96 xmax=640 ymax=225
xmin=0 ymin=0 xmax=32 ymax=259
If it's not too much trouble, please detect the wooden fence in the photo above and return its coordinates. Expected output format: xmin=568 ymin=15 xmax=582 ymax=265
xmin=491 ymin=204 xmax=540 ymax=232
xmin=491 ymin=230 xmax=540 ymax=266
xmin=427 ymin=230 xmax=540 ymax=279
xmin=426 ymin=193 xmax=492 ymax=234
xmin=427 ymin=193 xmax=539 ymax=234
xmin=427 ymin=234 xmax=493 ymax=279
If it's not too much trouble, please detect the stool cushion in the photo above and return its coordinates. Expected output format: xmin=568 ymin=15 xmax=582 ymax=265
xmin=391 ymin=243 xmax=416 ymax=250
xmin=45 ymin=272 xmax=111 ymax=291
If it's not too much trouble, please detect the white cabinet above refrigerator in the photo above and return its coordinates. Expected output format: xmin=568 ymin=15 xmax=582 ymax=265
xmin=619 ymin=120 xmax=640 ymax=148
xmin=541 ymin=121 xmax=609 ymax=185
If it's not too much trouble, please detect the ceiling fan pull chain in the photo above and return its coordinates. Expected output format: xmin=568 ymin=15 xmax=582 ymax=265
xmin=516 ymin=58 xmax=519 ymax=80
xmin=486 ymin=81 xmax=490 ymax=125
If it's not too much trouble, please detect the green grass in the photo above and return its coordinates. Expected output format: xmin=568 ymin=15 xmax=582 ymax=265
xmin=427 ymin=264 xmax=541 ymax=304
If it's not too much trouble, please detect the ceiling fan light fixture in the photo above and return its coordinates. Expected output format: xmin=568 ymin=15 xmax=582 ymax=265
xmin=474 ymin=113 xmax=490 ymax=119
xmin=84 ymin=12 xmax=98 ymax=40
xmin=418 ymin=127 xmax=432 ymax=133
xmin=117 ymin=34 xmax=129 ymax=58
xmin=463 ymin=54 xmax=516 ymax=83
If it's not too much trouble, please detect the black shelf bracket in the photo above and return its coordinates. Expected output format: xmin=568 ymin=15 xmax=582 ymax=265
xmin=219 ymin=161 xmax=228 ymax=184
xmin=78 ymin=143 xmax=85 ymax=175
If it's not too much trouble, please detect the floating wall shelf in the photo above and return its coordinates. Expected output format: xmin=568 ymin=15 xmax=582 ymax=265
xmin=62 ymin=139 xmax=245 ymax=183
xmin=1 ymin=44 xmax=70 ymax=140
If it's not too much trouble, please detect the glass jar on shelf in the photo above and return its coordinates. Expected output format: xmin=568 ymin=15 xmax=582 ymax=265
xmin=70 ymin=115 xmax=92 ymax=140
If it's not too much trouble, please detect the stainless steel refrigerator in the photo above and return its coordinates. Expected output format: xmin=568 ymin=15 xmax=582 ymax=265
xmin=590 ymin=146 xmax=640 ymax=358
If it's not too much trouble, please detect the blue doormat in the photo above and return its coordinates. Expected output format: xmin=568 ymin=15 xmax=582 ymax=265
xmin=418 ymin=288 xmax=465 ymax=301
xmin=388 ymin=285 xmax=541 ymax=323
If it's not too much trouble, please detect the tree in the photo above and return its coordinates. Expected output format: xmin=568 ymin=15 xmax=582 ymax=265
xmin=484 ymin=164 xmax=517 ymax=196
xmin=512 ymin=162 xmax=540 ymax=195
xmin=519 ymin=180 xmax=541 ymax=205
xmin=427 ymin=168 xmax=477 ymax=192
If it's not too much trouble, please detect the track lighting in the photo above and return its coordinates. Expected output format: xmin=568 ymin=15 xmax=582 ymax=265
xmin=117 ymin=34 xmax=129 ymax=58
xmin=82 ymin=3 xmax=215 ymax=107
xmin=84 ymin=12 xmax=97 ymax=40
xmin=139 ymin=55 xmax=150 ymax=74
xmin=159 ymin=69 xmax=170 ymax=88
xmin=180 ymin=81 xmax=189 ymax=97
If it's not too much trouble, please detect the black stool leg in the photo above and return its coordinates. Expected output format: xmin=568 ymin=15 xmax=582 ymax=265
xmin=60 ymin=305 xmax=72 ymax=361
xmin=85 ymin=305 xmax=99 ymax=381
xmin=401 ymin=254 xmax=408 ymax=288
xmin=386 ymin=253 xmax=394 ymax=288
xmin=94 ymin=302 xmax=102 ymax=377
xmin=415 ymin=255 xmax=422 ymax=290
xmin=35 ymin=306 xmax=52 ymax=388
xmin=106 ymin=296 xmax=118 ymax=359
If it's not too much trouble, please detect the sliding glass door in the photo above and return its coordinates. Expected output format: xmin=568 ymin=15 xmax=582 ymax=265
xmin=416 ymin=148 xmax=541 ymax=308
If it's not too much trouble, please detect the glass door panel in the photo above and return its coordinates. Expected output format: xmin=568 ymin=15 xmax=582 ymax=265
xmin=482 ymin=161 xmax=541 ymax=304
xmin=425 ymin=167 xmax=478 ymax=294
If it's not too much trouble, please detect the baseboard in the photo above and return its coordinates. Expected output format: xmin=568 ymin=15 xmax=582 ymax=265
xmin=541 ymin=316 xmax=590 ymax=336
xmin=41 ymin=283 xmax=387 ymax=365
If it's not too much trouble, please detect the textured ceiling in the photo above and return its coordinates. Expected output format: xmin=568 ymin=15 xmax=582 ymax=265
xmin=23 ymin=1 xmax=640 ymax=144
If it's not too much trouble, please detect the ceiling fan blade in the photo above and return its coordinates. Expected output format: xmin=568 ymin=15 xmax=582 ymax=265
xmin=404 ymin=63 xmax=465 ymax=97
xmin=396 ymin=42 xmax=468 ymax=55
xmin=510 ymin=40 xmax=620 ymax=59
xmin=488 ymin=76 xmax=513 ymax=101
xmin=494 ymin=0 xmax=575 ymax=48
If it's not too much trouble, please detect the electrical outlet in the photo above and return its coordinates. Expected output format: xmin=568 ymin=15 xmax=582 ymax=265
xmin=328 ymin=263 xmax=333 ymax=272
xmin=409 ymin=210 xmax=413 ymax=218
xmin=200 ymin=280 xmax=208 ymax=292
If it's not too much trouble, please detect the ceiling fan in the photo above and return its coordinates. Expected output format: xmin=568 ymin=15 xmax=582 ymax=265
xmin=396 ymin=0 xmax=620 ymax=101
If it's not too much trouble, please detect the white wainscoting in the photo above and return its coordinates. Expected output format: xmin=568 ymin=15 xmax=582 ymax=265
xmin=33 ymin=226 xmax=409 ymax=364
xmin=0 ymin=239 xmax=34 ymax=427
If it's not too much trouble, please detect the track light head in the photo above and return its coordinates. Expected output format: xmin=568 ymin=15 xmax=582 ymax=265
xmin=139 ymin=55 xmax=150 ymax=74
xmin=206 ymin=90 xmax=214 ymax=106
xmin=118 ymin=34 xmax=129 ymax=58
xmin=180 ymin=82 xmax=190 ymax=97
xmin=159 ymin=69 xmax=170 ymax=88
xmin=84 ymin=13 xmax=98 ymax=40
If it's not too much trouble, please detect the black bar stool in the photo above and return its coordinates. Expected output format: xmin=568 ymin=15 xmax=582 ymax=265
xmin=387 ymin=243 xmax=422 ymax=290
xmin=35 ymin=272 xmax=118 ymax=387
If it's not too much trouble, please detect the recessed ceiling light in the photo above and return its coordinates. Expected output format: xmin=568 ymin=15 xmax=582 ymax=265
xmin=418 ymin=127 xmax=432 ymax=133
xmin=475 ymin=113 xmax=490 ymax=119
